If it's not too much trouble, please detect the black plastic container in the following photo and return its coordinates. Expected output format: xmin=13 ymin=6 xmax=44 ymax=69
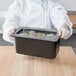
xmin=12 ymin=27 xmax=60 ymax=59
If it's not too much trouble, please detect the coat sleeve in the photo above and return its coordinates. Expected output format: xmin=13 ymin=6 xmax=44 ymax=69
xmin=2 ymin=0 xmax=21 ymax=43
xmin=50 ymin=1 xmax=73 ymax=35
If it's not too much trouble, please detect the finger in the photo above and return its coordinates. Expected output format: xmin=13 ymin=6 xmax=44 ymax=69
xmin=58 ymin=30 xmax=62 ymax=38
xmin=8 ymin=29 xmax=16 ymax=36
xmin=10 ymin=29 xmax=16 ymax=34
xmin=61 ymin=29 xmax=70 ymax=39
xmin=63 ymin=30 xmax=71 ymax=39
xmin=60 ymin=29 xmax=67 ymax=38
xmin=12 ymin=28 xmax=16 ymax=32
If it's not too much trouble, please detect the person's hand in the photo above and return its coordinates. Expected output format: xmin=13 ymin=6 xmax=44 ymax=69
xmin=8 ymin=28 xmax=16 ymax=41
xmin=57 ymin=23 xmax=71 ymax=39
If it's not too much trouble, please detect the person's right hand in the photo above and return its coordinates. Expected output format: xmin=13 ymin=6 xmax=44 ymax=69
xmin=8 ymin=28 xmax=16 ymax=41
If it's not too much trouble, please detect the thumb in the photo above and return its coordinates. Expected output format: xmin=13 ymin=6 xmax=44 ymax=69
xmin=57 ymin=30 xmax=62 ymax=38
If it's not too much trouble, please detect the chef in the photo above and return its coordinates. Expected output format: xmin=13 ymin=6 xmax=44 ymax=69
xmin=3 ymin=0 xmax=73 ymax=43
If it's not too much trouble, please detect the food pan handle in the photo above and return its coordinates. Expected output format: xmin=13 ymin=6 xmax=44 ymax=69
xmin=11 ymin=28 xmax=23 ymax=37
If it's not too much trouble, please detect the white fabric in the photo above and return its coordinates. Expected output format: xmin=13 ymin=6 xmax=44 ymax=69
xmin=3 ymin=0 xmax=73 ymax=43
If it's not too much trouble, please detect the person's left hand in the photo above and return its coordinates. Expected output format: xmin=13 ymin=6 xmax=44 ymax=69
xmin=57 ymin=23 xmax=72 ymax=39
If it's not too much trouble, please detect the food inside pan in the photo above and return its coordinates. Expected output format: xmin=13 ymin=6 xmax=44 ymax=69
xmin=21 ymin=30 xmax=55 ymax=38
